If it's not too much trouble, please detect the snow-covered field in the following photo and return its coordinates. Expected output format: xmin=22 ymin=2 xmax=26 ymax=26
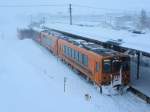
xmin=0 ymin=22 xmax=150 ymax=112
xmin=0 ymin=0 xmax=150 ymax=112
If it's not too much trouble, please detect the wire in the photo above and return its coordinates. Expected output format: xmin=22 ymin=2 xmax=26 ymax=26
xmin=0 ymin=3 xmax=139 ymax=13
xmin=73 ymin=4 xmax=137 ymax=13
xmin=0 ymin=4 xmax=67 ymax=8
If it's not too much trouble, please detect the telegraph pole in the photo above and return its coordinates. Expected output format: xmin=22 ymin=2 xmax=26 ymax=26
xmin=30 ymin=14 xmax=33 ymax=24
xmin=64 ymin=77 xmax=67 ymax=92
xmin=137 ymin=52 xmax=141 ymax=80
xmin=69 ymin=4 xmax=72 ymax=25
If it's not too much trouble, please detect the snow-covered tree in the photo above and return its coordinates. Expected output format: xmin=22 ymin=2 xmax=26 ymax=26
xmin=139 ymin=9 xmax=148 ymax=29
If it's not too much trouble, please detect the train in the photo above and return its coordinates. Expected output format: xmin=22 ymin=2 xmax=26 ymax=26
xmin=18 ymin=28 xmax=130 ymax=93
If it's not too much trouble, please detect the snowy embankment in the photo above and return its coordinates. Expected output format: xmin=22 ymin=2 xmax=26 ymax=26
xmin=0 ymin=38 xmax=93 ymax=112
xmin=0 ymin=27 xmax=150 ymax=112
xmin=46 ymin=23 xmax=150 ymax=53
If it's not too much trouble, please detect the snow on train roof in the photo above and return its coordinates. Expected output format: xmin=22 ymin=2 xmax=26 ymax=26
xmin=43 ymin=30 xmax=119 ymax=56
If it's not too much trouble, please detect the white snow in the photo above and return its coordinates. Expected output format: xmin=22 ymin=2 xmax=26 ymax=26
xmin=0 ymin=0 xmax=150 ymax=112
xmin=0 ymin=22 xmax=150 ymax=112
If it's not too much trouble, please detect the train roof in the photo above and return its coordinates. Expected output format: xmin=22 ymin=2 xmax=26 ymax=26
xmin=41 ymin=29 xmax=125 ymax=57
xmin=67 ymin=38 xmax=119 ymax=56
xmin=41 ymin=29 xmax=68 ymax=39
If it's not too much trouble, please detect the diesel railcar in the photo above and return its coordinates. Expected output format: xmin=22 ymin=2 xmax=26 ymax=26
xmin=37 ymin=29 xmax=130 ymax=87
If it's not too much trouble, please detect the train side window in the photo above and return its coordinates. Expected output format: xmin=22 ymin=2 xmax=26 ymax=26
xmin=65 ymin=46 xmax=67 ymax=55
xmin=75 ymin=51 xmax=79 ymax=61
xmin=70 ymin=48 xmax=73 ymax=58
xmin=96 ymin=62 xmax=100 ymax=72
xmin=79 ymin=52 xmax=82 ymax=63
xmin=70 ymin=48 xmax=72 ymax=58
xmin=77 ymin=51 xmax=80 ymax=62
xmin=72 ymin=49 xmax=75 ymax=59
xmin=69 ymin=47 xmax=71 ymax=57
xmin=63 ymin=46 xmax=65 ymax=54
xmin=69 ymin=48 xmax=71 ymax=57
xmin=65 ymin=46 xmax=67 ymax=56
xmin=75 ymin=50 xmax=77 ymax=61
xmin=82 ymin=54 xmax=88 ymax=66
xmin=66 ymin=47 xmax=69 ymax=56
xmin=74 ymin=50 xmax=76 ymax=59
xmin=67 ymin=47 xmax=69 ymax=57
xmin=68 ymin=47 xmax=70 ymax=57
xmin=68 ymin=47 xmax=71 ymax=57
xmin=74 ymin=50 xmax=76 ymax=60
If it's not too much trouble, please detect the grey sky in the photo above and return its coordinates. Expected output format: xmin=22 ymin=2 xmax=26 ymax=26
xmin=0 ymin=0 xmax=149 ymax=11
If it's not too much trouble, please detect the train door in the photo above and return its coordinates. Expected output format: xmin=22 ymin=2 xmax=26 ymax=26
xmin=95 ymin=61 xmax=101 ymax=85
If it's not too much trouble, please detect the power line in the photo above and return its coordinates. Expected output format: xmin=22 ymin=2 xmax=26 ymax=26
xmin=0 ymin=3 xmax=143 ymax=13
xmin=0 ymin=3 xmax=138 ymax=12
xmin=73 ymin=4 xmax=138 ymax=13
xmin=0 ymin=4 xmax=67 ymax=8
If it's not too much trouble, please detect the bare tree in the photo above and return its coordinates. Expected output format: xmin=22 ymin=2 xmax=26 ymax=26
xmin=139 ymin=9 xmax=147 ymax=29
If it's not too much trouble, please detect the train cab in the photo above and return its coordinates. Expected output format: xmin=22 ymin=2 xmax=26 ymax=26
xmin=101 ymin=56 xmax=130 ymax=85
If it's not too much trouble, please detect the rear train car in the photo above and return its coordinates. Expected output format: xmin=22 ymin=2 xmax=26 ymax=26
xmin=39 ymin=30 xmax=63 ymax=56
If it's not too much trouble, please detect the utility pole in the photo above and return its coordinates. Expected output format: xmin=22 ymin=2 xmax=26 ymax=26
xmin=137 ymin=52 xmax=141 ymax=80
xmin=30 ymin=15 xmax=33 ymax=24
xmin=64 ymin=77 xmax=67 ymax=92
xmin=69 ymin=4 xmax=72 ymax=25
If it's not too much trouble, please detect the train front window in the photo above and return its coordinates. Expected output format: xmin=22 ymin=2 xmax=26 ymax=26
xmin=122 ymin=61 xmax=130 ymax=71
xmin=103 ymin=59 xmax=111 ymax=73
xmin=112 ymin=58 xmax=130 ymax=72
xmin=112 ymin=59 xmax=122 ymax=72
xmin=122 ymin=57 xmax=130 ymax=71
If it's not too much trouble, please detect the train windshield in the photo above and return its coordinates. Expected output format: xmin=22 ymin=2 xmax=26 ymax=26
xmin=112 ymin=59 xmax=122 ymax=72
xmin=103 ymin=57 xmax=129 ymax=73
xmin=103 ymin=59 xmax=111 ymax=73
xmin=122 ymin=61 xmax=130 ymax=71
xmin=112 ymin=57 xmax=130 ymax=72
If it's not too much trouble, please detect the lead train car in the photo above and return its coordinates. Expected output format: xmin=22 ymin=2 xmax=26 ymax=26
xmin=36 ymin=29 xmax=130 ymax=87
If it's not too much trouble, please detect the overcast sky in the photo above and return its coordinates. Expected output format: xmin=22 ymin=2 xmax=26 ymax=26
xmin=0 ymin=0 xmax=149 ymax=11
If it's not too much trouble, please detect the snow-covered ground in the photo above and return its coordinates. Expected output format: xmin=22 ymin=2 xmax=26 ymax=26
xmin=0 ymin=0 xmax=150 ymax=111
xmin=0 ymin=22 xmax=150 ymax=112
